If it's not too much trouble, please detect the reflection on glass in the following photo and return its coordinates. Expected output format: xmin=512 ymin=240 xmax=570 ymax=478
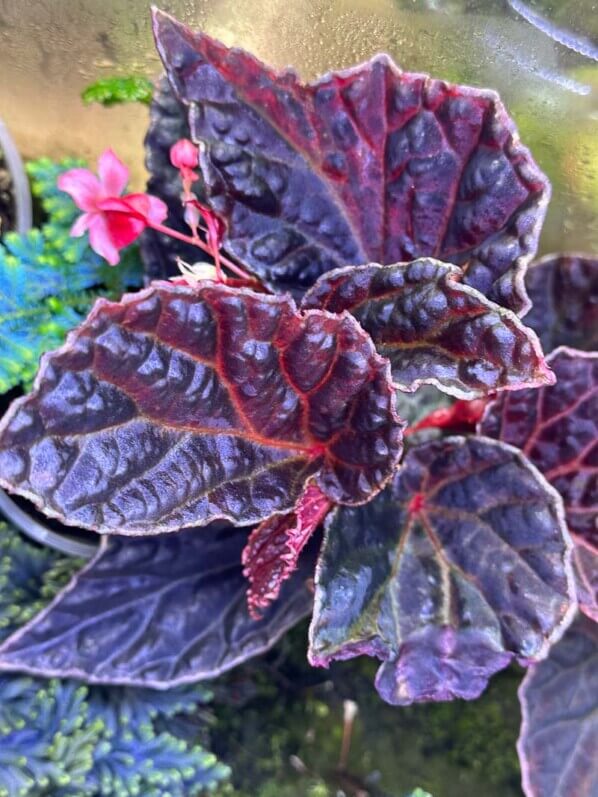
xmin=0 ymin=0 xmax=596 ymax=254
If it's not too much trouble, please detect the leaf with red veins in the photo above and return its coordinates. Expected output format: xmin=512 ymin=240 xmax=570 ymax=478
xmin=152 ymin=9 xmax=549 ymax=312
xmin=0 ymin=282 xmax=403 ymax=535
xmin=0 ymin=524 xmax=318 ymax=686
xmin=480 ymin=347 xmax=598 ymax=551
xmin=309 ymin=436 xmax=575 ymax=706
xmin=303 ymin=261 xmax=554 ymax=398
xmin=518 ymin=615 xmax=598 ymax=797
xmin=524 ymin=253 xmax=598 ymax=353
xmin=573 ymin=542 xmax=598 ymax=623
xmin=243 ymin=482 xmax=331 ymax=618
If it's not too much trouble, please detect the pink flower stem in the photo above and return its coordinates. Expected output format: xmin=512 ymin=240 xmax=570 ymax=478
xmin=147 ymin=221 xmax=255 ymax=283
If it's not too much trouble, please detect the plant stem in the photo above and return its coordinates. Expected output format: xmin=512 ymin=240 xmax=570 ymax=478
xmin=147 ymin=221 xmax=254 ymax=283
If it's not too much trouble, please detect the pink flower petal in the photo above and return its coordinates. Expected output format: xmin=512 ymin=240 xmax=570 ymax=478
xmin=103 ymin=210 xmax=145 ymax=249
xmin=70 ymin=212 xmax=93 ymax=237
xmin=121 ymin=193 xmax=168 ymax=225
xmin=144 ymin=195 xmax=169 ymax=225
xmin=87 ymin=213 xmax=120 ymax=265
xmin=57 ymin=169 xmax=102 ymax=212
xmin=96 ymin=196 xmax=140 ymax=214
xmin=97 ymin=149 xmax=129 ymax=197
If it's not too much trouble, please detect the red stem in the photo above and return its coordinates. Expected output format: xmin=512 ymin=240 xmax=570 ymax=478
xmin=148 ymin=221 xmax=254 ymax=283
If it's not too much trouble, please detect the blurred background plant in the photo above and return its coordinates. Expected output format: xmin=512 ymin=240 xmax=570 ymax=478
xmin=81 ymin=76 xmax=154 ymax=107
xmin=0 ymin=157 xmax=142 ymax=395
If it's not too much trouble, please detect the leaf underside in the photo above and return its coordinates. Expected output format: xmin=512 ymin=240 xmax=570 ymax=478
xmin=517 ymin=616 xmax=598 ymax=797
xmin=524 ymin=253 xmax=598 ymax=353
xmin=309 ymin=436 xmax=574 ymax=706
xmin=0 ymin=281 xmax=402 ymax=534
xmin=0 ymin=524 xmax=317 ymax=687
xmin=242 ymin=481 xmax=331 ymax=618
xmin=152 ymin=8 xmax=549 ymax=312
xmin=480 ymin=347 xmax=598 ymax=551
xmin=303 ymin=259 xmax=553 ymax=398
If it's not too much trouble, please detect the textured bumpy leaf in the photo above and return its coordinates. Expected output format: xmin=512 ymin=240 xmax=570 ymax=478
xmin=0 ymin=524 xmax=317 ymax=686
xmin=303 ymin=260 xmax=553 ymax=398
xmin=309 ymin=436 xmax=574 ymax=706
xmin=480 ymin=347 xmax=598 ymax=550
xmin=242 ymin=481 xmax=331 ymax=618
xmin=152 ymin=9 xmax=549 ymax=311
xmin=141 ymin=76 xmax=207 ymax=281
xmin=524 ymin=254 xmax=598 ymax=353
xmin=518 ymin=616 xmax=598 ymax=797
xmin=0 ymin=281 xmax=402 ymax=534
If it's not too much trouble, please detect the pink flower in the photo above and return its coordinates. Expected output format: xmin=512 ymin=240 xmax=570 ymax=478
xmin=58 ymin=149 xmax=167 ymax=265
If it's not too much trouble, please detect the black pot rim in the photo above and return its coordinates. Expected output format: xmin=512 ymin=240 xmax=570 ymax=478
xmin=0 ymin=117 xmax=32 ymax=235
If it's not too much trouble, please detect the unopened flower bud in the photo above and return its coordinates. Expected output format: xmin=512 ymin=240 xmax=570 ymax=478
xmin=170 ymin=138 xmax=199 ymax=170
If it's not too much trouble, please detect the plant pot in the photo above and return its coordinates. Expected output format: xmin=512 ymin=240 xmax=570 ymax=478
xmin=0 ymin=118 xmax=32 ymax=236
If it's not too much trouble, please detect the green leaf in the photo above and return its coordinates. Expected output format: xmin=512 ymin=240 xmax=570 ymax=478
xmin=81 ymin=76 xmax=154 ymax=107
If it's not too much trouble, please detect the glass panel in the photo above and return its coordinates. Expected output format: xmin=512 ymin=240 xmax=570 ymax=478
xmin=0 ymin=0 xmax=596 ymax=253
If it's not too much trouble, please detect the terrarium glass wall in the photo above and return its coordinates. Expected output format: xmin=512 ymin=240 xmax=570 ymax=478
xmin=0 ymin=0 xmax=596 ymax=257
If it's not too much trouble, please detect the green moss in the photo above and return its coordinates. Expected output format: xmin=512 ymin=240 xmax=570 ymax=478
xmin=210 ymin=623 xmax=521 ymax=797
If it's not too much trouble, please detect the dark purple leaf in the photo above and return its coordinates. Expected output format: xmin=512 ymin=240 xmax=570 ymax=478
xmin=309 ymin=436 xmax=575 ymax=705
xmin=141 ymin=76 xmax=207 ymax=281
xmin=524 ymin=254 xmax=598 ymax=353
xmin=518 ymin=615 xmax=598 ymax=797
xmin=480 ymin=347 xmax=598 ymax=551
xmin=303 ymin=260 xmax=554 ymax=397
xmin=0 ymin=282 xmax=402 ymax=534
xmin=152 ymin=9 xmax=549 ymax=312
xmin=573 ymin=543 xmax=598 ymax=623
xmin=0 ymin=524 xmax=317 ymax=686
xmin=242 ymin=481 xmax=331 ymax=618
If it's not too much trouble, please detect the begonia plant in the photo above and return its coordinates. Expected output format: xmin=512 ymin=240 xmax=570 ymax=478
xmin=0 ymin=8 xmax=596 ymax=795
